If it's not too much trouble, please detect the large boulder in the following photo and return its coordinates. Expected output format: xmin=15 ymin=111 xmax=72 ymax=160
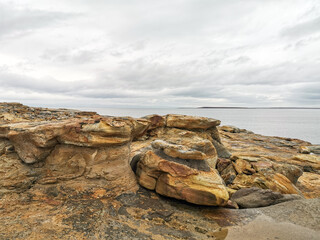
xmin=135 ymin=140 xmax=229 ymax=206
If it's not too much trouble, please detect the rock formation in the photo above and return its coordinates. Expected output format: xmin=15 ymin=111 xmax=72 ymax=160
xmin=0 ymin=102 xmax=320 ymax=239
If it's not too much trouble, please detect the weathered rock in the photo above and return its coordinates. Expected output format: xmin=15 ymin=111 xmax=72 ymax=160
xmin=166 ymin=114 xmax=220 ymax=130
xmin=0 ymin=138 xmax=13 ymax=155
xmin=220 ymin=125 xmax=240 ymax=133
xmin=231 ymin=187 xmax=302 ymax=208
xmin=291 ymin=154 xmax=320 ymax=171
xmin=151 ymin=138 xmax=218 ymax=168
xmin=273 ymin=163 xmax=303 ymax=184
xmin=220 ymin=164 xmax=237 ymax=185
xmin=155 ymin=170 xmax=229 ymax=206
xmin=152 ymin=140 xmax=208 ymax=160
xmin=297 ymin=172 xmax=320 ymax=198
xmin=0 ymin=102 xmax=320 ymax=239
xmin=142 ymin=114 xmax=166 ymax=130
xmin=136 ymin=149 xmax=229 ymax=206
xmin=232 ymin=158 xmax=256 ymax=175
xmin=0 ymin=152 xmax=37 ymax=195
xmin=299 ymin=146 xmax=311 ymax=154
xmin=299 ymin=145 xmax=320 ymax=155
xmin=0 ymin=117 xmax=149 ymax=164
xmin=230 ymin=172 xmax=301 ymax=195
xmin=216 ymin=158 xmax=232 ymax=173
xmin=211 ymin=139 xmax=232 ymax=158
xmin=251 ymin=160 xmax=273 ymax=172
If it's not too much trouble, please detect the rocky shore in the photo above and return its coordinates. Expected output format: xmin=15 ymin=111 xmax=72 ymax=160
xmin=0 ymin=102 xmax=319 ymax=239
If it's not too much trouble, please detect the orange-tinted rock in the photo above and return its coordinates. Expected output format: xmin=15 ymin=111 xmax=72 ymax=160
xmin=231 ymin=172 xmax=301 ymax=195
xmin=0 ymin=151 xmax=36 ymax=194
xmin=297 ymin=172 xmax=320 ymax=199
xmin=136 ymin=150 xmax=229 ymax=206
xmin=37 ymin=144 xmax=138 ymax=193
xmin=1 ymin=117 xmax=148 ymax=163
xmin=298 ymin=145 xmax=320 ymax=155
xmin=166 ymin=114 xmax=221 ymax=130
xmin=152 ymin=140 xmax=207 ymax=160
xmin=155 ymin=171 xmax=229 ymax=206
xmin=273 ymin=163 xmax=303 ymax=184
xmin=232 ymin=159 xmax=256 ymax=175
xmin=251 ymin=161 xmax=273 ymax=172
xmin=290 ymin=154 xmax=320 ymax=170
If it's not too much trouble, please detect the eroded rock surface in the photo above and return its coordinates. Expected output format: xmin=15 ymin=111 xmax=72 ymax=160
xmin=0 ymin=103 xmax=319 ymax=239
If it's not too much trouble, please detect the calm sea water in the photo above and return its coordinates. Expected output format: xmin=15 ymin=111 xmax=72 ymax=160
xmin=79 ymin=108 xmax=320 ymax=144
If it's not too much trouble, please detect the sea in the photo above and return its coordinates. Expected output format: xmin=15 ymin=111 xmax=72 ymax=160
xmin=79 ymin=108 xmax=320 ymax=144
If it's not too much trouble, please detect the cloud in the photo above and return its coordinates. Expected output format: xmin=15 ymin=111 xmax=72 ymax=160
xmin=0 ymin=2 xmax=77 ymax=39
xmin=281 ymin=16 xmax=320 ymax=38
xmin=0 ymin=0 xmax=319 ymax=108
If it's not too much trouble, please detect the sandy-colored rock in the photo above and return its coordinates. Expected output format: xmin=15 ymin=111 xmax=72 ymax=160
xmin=231 ymin=172 xmax=301 ymax=195
xmin=0 ymin=152 xmax=37 ymax=195
xmin=291 ymin=154 xmax=320 ymax=171
xmin=297 ymin=172 xmax=320 ymax=198
xmin=37 ymin=143 xmax=138 ymax=193
xmin=166 ymin=114 xmax=220 ymax=130
xmin=1 ymin=117 xmax=149 ymax=164
xmin=273 ymin=163 xmax=303 ymax=184
xmin=251 ymin=160 xmax=273 ymax=172
xmin=299 ymin=145 xmax=320 ymax=155
xmin=0 ymin=102 xmax=319 ymax=239
xmin=136 ymin=149 xmax=229 ymax=206
xmin=156 ymin=171 xmax=229 ymax=206
xmin=232 ymin=158 xmax=256 ymax=175
xmin=152 ymin=140 xmax=207 ymax=160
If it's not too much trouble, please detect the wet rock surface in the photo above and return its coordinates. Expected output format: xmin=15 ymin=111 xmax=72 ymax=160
xmin=0 ymin=103 xmax=319 ymax=239
xmin=230 ymin=187 xmax=302 ymax=208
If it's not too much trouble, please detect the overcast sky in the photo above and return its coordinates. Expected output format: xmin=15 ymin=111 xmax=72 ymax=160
xmin=0 ymin=0 xmax=319 ymax=108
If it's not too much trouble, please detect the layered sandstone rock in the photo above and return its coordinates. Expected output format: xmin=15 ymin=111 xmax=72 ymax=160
xmin=135 ymin=140 xmax=229 ymax=206
xmin=1 ymin=103 xmax=320 ymax=239
xmin=0 ymin=108 xmax=153 ymax=198
xmin=1 ymin=103 xmax=318 ymax=206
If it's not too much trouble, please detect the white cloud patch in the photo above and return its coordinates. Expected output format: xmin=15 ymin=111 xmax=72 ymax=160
xmin=0 ymin=0 xmax=319 ymax=108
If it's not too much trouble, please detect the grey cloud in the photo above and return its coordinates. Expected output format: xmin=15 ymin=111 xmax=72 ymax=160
xmin=0 ymin=3 xmax=77 ymax=39
xmin=227 ymin=56 xmax=251 ymax=65
xmin=0 ymin=70 xmax=86 ymax=94
xmin=281 ymin=16 xmax=320 ymax=38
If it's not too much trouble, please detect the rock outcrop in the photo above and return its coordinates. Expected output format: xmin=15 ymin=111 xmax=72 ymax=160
xmin=132 ymin=114 xmax=231 ymax=206
xmin=1 ymin=102 xmax=320 ymax=239
xmin=0 ymin=107 xmax=152 ymax=198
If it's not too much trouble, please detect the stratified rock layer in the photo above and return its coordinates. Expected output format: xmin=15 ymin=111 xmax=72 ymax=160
xmin=1 ymin=102 xmax=320 ymax=239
